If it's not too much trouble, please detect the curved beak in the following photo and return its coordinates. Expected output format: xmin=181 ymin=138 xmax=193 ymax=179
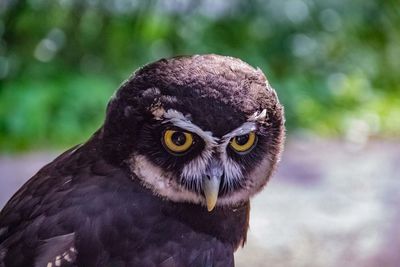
xmin=203 ymin=161 xmax=223 ymax=212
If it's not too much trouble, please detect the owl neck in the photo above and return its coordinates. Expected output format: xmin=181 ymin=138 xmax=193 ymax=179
xmin=162 ymin=200 xmax=250 ymax=250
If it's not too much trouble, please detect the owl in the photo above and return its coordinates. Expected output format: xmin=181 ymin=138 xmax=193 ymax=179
xmin=0 ymin=54 xmax=285 ymax=267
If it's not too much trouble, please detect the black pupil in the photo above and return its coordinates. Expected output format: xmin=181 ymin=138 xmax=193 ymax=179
xmin=172 ymin=132 xmax=186 ymax=146
xmin=235 ymin=134 xmax=249 ymax=145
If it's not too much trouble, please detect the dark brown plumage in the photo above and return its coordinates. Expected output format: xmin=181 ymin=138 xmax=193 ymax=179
xmin=0 ymin=54 xmax=284 ymax=267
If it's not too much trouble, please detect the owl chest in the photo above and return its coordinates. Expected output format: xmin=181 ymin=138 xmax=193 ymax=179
xmin=74 ymin=199 xmax=242 ymax=267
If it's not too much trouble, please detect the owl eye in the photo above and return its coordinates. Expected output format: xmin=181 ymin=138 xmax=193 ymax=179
xmin=229 ymin=132 xmax=257 ymax=154
xmin=163 ymin=130 xmax=194 ymax=154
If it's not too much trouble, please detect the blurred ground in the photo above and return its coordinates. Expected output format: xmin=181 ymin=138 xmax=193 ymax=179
xmin=1 ymin=138 xmax=399 ymax=267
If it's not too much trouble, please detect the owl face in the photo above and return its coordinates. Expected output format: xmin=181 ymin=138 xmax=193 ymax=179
xmin=103 ymin=55 xmax=285 ymax=211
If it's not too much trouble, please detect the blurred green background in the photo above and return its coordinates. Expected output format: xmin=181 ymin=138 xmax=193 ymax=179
xmin=0 ymin=0 xmax=399 ymax=151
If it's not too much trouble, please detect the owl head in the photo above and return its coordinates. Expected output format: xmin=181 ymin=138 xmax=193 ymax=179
xmin=101 ymin=54 xmax=285 ymax=211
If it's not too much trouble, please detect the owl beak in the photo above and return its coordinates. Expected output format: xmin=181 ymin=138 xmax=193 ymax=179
xmin=203 ymin=162 xmax=223 ymax=212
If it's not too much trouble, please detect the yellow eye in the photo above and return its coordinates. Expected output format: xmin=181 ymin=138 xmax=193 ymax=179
xmin=163 ymin=130 xmax=194 ymax=154
xmin=229 ymin=132 xmax=257 ymax=153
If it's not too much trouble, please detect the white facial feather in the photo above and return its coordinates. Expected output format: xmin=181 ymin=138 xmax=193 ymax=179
xmin=180 ymin=155 xmax=210 ymax=191
xmin=221 ymin=157 xmax=243 ymax=191
xmin=129 ymin=154 xmax=203 ymax=204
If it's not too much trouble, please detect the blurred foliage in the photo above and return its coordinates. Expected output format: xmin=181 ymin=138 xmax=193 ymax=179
xmin=0 ymin=0 xmax=399 ymax=151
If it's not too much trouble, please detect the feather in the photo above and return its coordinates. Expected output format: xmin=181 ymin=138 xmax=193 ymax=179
xmin=35 ymin=233 xmax=77 ymax=267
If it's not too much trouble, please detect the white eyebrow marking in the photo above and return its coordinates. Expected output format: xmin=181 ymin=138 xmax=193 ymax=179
xmin=216 ymin=108 xmax=266 ymax=151
xmin=163 ymin=108 xmax=262 ymax=157
xmin=163 ymin=109 xmax=218 ymax=146
xmin=162 ymin=109 xmax=265 ymax=144
xmin=220 ymin=122 xmax=257 ymax=144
